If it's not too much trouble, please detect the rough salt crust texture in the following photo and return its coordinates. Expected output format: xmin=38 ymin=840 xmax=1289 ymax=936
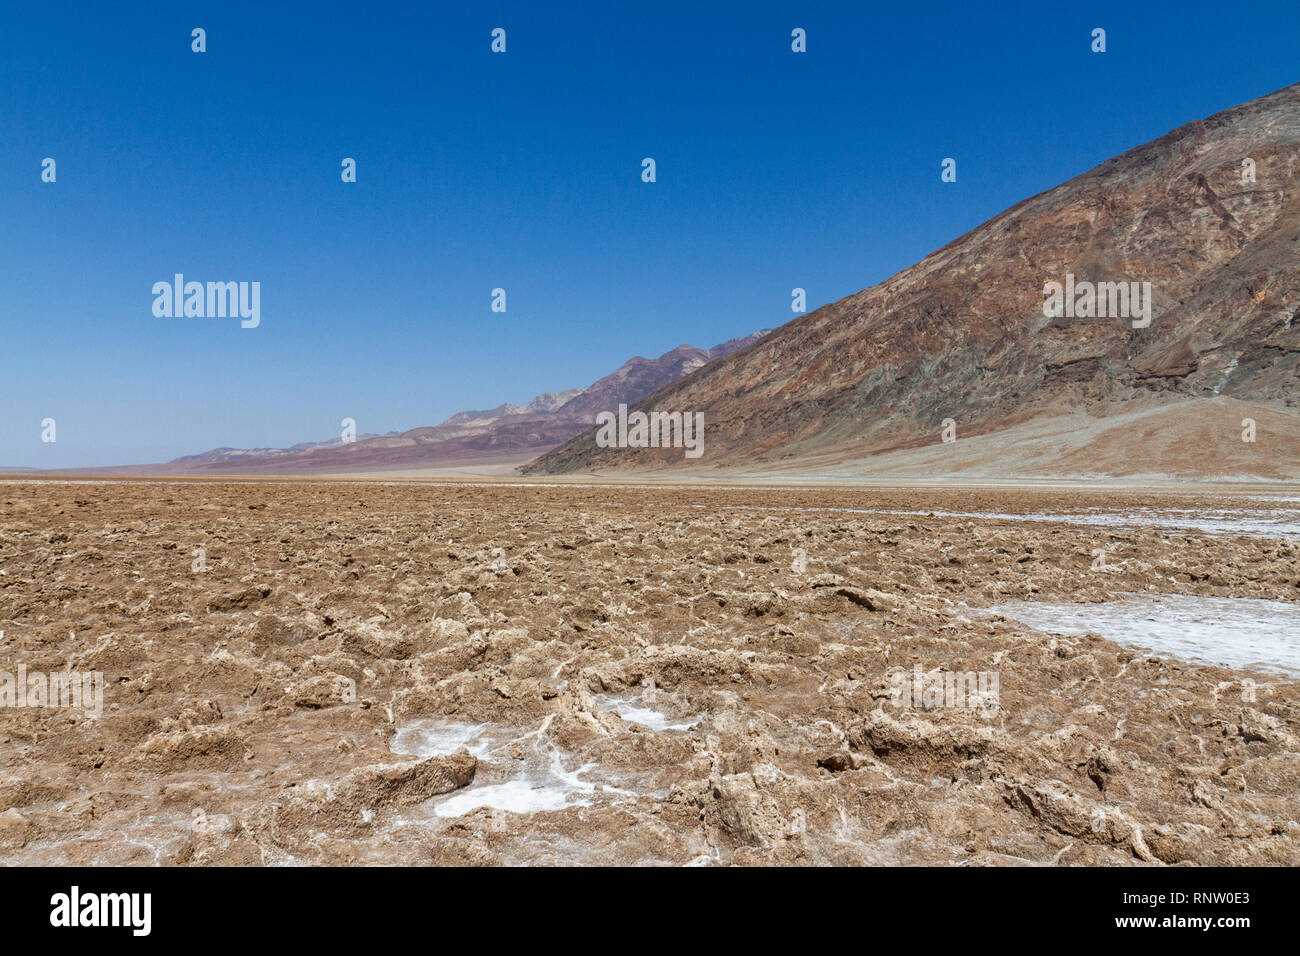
xmin=0 ymin=479 xmax=1297 ymax=865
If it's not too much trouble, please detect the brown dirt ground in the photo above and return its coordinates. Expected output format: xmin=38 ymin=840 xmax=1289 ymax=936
xmin=1 ymin=479 xmax=1297 ymax=866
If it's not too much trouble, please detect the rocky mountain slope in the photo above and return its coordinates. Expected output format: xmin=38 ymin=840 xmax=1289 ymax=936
xmin=526 ymin=83 xmax=1300 ymax=479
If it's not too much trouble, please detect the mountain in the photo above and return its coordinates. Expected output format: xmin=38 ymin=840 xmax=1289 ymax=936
xmin=169 ymin=435 xmax=398 ymax=466
xmin=142 ymin=331 xmax=769 ymax=475
xmin=525 ymin=83 xmax=1300 ymax=479
xmin=553 ymin=334 xmax=768 ymax=424
xmin=440 ymin=391 xmax=584 ymax=428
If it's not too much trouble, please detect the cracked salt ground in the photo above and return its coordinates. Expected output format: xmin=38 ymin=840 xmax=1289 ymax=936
xmin=591 ymin=693 xmax=701 ymax=732
xmin=1031 ymin=507 xmax=1300 ymax=539
xmin=389 ymin=720 xmax=498 ymax=759
xmin=900 ymin=506 xmax=1300 ymax=539
xmin=431 ymin=739 xmax=637 ymax=818
xmin=9 ymin=480 xmax=1298 ymax=865
xmin=988 ymin=594 xmax=1300 ymax=676
xmin=684 ymin=502 xmax=1300 ymax=538
xmin=387 ymin=720 xmax=637 ymax=818
xmin=16 ymin=816 xmax=190 ymax=866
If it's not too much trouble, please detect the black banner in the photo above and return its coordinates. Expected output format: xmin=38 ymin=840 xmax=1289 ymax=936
xmin=0 ymin=865 xmax=1280 ymax=943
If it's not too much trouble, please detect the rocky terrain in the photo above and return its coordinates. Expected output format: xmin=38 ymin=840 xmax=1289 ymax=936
xmin=1 ymin=478 xmax=1296 ymax=865
xmin=529 ymin=83 xmax=1300 ymax=478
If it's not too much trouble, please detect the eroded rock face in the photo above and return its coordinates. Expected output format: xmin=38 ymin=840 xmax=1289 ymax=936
xmin=0 ymin=480 xmax=1297 ymax=865
xmin=529 ymin=83 xmax=1300 ymax=477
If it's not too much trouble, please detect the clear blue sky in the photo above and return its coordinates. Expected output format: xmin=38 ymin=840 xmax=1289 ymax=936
xmin=2 ymin=0 xmax=1297 ymax=467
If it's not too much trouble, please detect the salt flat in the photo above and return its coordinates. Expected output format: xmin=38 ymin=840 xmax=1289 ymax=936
xmin=0 ymin=479 xmax=1296 ymax=865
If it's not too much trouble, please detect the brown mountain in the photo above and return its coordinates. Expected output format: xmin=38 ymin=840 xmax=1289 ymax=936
xmin=526 ymin=83 xmax=1300 ymax=480
xmin=138 ymin=331 xmax=768 ymax=475
xmin=554 ymin=333 xmax=771 ymax=424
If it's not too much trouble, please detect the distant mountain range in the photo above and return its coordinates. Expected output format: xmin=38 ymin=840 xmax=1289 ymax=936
xmin=528 ymin=83 xmax=1300 ymax=480
xmin=124 ymin=331 xmax=769 ymax=475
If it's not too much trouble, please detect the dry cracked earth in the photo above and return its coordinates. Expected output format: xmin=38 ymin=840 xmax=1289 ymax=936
xmin=1 ymin=479 xmax=1298 ymax=866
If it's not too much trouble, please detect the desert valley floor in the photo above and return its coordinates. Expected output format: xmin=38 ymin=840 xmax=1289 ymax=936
xmin=1 ymin=478 xmax=1297 ymax=865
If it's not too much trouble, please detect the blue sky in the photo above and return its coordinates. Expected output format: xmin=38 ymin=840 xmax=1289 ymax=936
xmin=2 ymin=0 xmax=1297 ymax=467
